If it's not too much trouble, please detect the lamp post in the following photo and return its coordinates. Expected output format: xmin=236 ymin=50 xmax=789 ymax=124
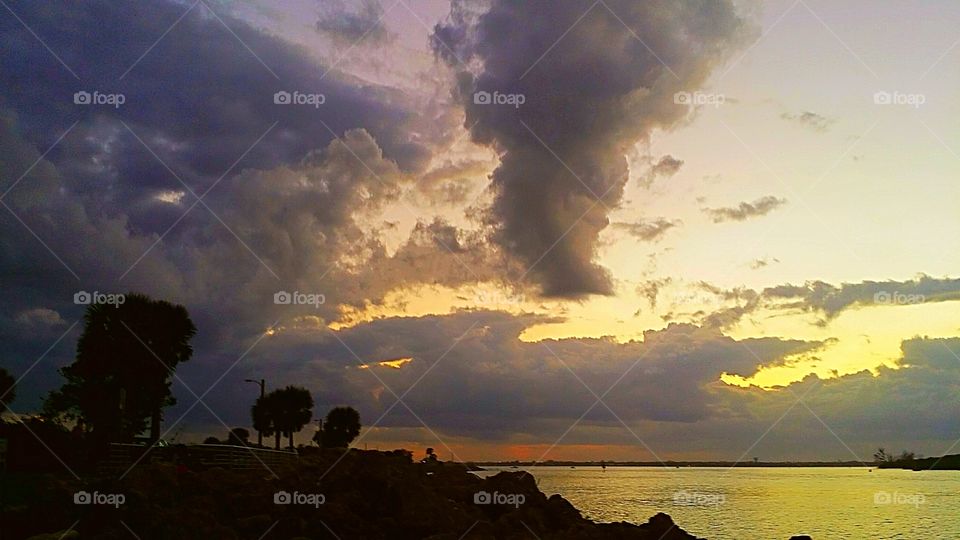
xmin=245 ymin=378 xmax=265 ymax=446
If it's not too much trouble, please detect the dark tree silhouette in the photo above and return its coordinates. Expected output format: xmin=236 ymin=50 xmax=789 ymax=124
xmin=227 ymin=427 xmax=250 ymax=446
xmin=203 ymin=436 xmax=220 ymax=444
xmin=252 ymin=386 xmax=313 ymax=449
xmin=251 ymin=395 xmax=275 ymax=449
xmin=318 ymin=406 xmax=361 ymax=448
xmin=43 ymin=294 xmax=196 ymax=443
xmin=0 ymin=367 xmax=15 ymax=410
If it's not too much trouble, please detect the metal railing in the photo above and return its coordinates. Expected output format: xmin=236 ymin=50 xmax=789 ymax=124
xmin=100 ymin=442 xmax=298 ymax=473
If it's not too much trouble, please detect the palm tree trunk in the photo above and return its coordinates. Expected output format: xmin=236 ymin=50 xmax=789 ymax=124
xmin=288 ymin=431 xmax=294 ymax=449
xmin=274 ymin=431 xmax=281 ymax=450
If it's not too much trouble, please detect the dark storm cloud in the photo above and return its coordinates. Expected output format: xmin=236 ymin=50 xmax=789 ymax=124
xmin=316 ymin=0 xmax=397 ymax=46
xmin=0 ymin=0 xmax=429 ymax=227
xmin=703 ymin=195 xmax=787 ymax=223
xmin=0 ymin=113 xmax=403 ymax=405
xmin=258 ymin=313 xmax=960 ymax=458
xmin=710 ymin=336 xmax=960 ymax=459
xmin=432 ymin=0 xmax=755 ymax=297
xmin=0 ymin=0 xmax=499 ymax=411
xmin=762 ymin=274 xmax=960 ymax=319
xmin=0 ymin=110 xmax=502 ymax=356
xmin=683 ymin=275 xmax=960 ymax=329
xmin=250 ymin=311 xmax=824 ymax=440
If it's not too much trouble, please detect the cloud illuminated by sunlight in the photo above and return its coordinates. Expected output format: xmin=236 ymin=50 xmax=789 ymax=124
xmin=359 ymin=357 xmax=414 ymax=370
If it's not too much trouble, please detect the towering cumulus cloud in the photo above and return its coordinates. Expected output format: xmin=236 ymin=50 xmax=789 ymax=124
xmin=433 ymin=1 xmax=754 ymax=297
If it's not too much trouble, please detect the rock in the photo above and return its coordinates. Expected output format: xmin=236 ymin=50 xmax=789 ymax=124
xmin=638 ymin=512 xmax=702 ymax=540
xmin=3 ymin=449 xmax=718 ymax=539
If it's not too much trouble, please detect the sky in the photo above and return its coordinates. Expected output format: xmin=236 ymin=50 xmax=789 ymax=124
xmin=1 ymin=0 xmax=959 ymax=462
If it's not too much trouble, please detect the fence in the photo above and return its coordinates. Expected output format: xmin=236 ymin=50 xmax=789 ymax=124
xmin=99 ymin=443 xmax=298 ymax=474
xmin=185 ymin=443 xmax=299 ymax=470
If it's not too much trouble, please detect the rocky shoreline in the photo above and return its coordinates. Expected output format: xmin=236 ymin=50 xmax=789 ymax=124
xmin=1 ymin=448 xmax=811 ymax=539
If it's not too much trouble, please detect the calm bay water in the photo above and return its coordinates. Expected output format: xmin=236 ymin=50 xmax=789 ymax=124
xmin=478 ymin=466 xmax=960 ymax=539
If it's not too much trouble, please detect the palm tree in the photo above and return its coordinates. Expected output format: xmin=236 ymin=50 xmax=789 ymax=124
xmin=252 ymin=386 xmax=313 ymax=449
xmin=251 ymin=395 xmax=277 ymax=449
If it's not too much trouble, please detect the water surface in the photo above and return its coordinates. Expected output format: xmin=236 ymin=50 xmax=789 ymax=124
xmin=478 ymin=466 xmax=959 ymax=539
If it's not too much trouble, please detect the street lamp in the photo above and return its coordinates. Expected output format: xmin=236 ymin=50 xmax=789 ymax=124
xmin=245 ymin=378 xmax=265 ymax=446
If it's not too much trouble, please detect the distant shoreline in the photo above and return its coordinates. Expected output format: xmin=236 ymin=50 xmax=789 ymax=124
xmin=877 ymin=453 xmax=960 ymax=471
xmin=475 ymin=455 xmax=960 ymax=470
xmin=474 ymin=460 xmax=868 ymax=468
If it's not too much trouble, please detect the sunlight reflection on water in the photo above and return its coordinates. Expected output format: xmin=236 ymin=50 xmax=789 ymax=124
xmin=477 ymin=466 xmax=960 ymax=539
